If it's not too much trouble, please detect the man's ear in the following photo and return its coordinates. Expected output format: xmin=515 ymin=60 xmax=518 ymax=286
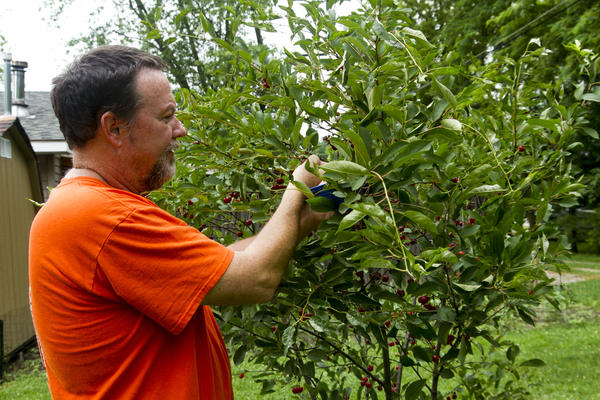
xmin=99 ymin=111 xmax=126 ymax=147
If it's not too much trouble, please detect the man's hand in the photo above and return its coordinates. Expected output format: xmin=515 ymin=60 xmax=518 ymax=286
xmin=291 ymin=155 xmax=325 ymax=192
xmin=202 ymin=154 xmax=333 ymax=306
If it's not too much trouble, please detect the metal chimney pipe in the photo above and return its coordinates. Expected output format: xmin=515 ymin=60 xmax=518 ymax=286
xmin=3 ymin=53 xmax=11 ymax=116
xmin=12 ymin=61 xmax=28 ymax=105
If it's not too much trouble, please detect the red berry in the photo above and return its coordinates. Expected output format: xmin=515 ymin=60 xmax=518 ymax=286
xmin=418 ymin=295 xmax=430 ymax=304
xmin=239 ymin=373 xmax=244 ymax=378
xmin=291 ymin=386 xmax=303 ymax=394
xmin=378 ymin=386 xmax=383 ymax=391
xmin=365 ymin=382 xmax=372 ymax=388
xmin=518 ymin=145 xmax=525 ymax=152
xmin=469 ymin=217 xmax=476 ymax=224
xmin=528 ymin=290 xmax=533 ymax=295
xmin=271 ymin=325 xmax=276 ymax=332
xmin=451 ymin=177 xmax=459 ymax=183
xmin=276 ymin=177 xmax=284 ymax=184
xmin=385 ymin=320 xmax=391 ymax=328
xmin=432 ymin=355 xmax=439 ymax=363
xmin=396 ymin=289 xmax=405 ymax=297
xmin=382 ymin=275 xmax=389 ymax=282
xmin=244 ymin=219 xmax=253 ymax=226
xmin=237 ymin=231 xmax=243 ymax=237
xmin=358 ymin=307 xmax=366 ymax=313
xmin=223 ymin=196 xmax=232 ymax=204
xmin=187 ymin=199 xmax=193 ymax=206
xmin=452 ymin=393 xmax=457 ymax=399
xmin=457 ymin=251 xmax=465 ymax=256
xmin=449 ymin=242 xmax=456 ymax=248
xmin=367 ymin=365 xmax=374 ymax=371
xmin=231 ymin=191 xmax=240 ymax=198
xmin=447 ymin=334 xmax=455 ymax=345
xmin=388 ymin=342 xmax=395 ymax=347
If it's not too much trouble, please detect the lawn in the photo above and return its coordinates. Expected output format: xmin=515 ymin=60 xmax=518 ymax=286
xmin=2 ymin=254 xmax=599 ymax=399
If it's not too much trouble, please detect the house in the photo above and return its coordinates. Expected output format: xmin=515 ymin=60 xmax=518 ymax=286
xmin=0 ymin=116 xmax=44 ymax=375
xmin=1 ymin=54 xmax=72 ymax=200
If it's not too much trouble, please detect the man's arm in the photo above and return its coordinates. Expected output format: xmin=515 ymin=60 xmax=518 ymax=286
xmin=202 ymin=156 xmax=330 ymax=306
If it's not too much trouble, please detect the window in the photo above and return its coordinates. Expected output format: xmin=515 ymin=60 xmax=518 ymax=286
xmin=0 ymin=137 xmax=11 ymax=159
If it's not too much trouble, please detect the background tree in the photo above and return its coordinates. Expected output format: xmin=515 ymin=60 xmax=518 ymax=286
xmin=400 ymin=0 xmax=600 ymax=253
xmin=43 ymin=0 xmax=278 ymax=91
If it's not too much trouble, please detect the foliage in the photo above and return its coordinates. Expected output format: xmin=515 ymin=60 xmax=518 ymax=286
xmin=399 ymin=0 xmax=600 ymax=252
xmin=146 ymin=0 xmax=592 ymax=398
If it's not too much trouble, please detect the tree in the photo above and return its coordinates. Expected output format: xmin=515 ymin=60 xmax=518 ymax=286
xmin=148 ymin=0 xmax=585 ymax=398
xmin=43 ymin=0 xmax=278 ymax=91
xmin=399 ymin=0 xmax=600 ymax=253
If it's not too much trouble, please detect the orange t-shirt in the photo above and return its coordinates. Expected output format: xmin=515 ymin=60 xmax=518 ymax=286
xmin=29 ymin=177 xmax=235 ymax=399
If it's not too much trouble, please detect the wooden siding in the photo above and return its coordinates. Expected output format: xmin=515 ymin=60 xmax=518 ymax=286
xmin=0 ymin=119 xmax=43 ymax=355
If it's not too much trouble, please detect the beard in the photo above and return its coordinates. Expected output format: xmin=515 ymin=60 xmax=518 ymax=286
xmin=142 ymin=141 xmax=179 ymax=192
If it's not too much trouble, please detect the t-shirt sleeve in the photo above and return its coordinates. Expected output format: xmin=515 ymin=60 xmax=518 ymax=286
xmin=96 ymin=206 xmax=234 ymax=335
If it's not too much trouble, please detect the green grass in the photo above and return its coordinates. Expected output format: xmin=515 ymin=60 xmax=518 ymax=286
xmin=506 ymin=322 xmax=600 ymax=399
xmin=3 ymin=254 xmax=600 ymax=399
xmin=0 ymin=356 xmax=50 ymax=400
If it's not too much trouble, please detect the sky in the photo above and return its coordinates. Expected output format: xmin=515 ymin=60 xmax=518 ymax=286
xmin=0 ymin=0 xmax=101 ymax=91
xmin=0 ymin=0 xmax=358 ymax=92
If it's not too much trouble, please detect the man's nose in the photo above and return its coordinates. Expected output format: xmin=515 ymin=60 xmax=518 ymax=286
xmin=172 ymin=117 xmax=186 ymax=138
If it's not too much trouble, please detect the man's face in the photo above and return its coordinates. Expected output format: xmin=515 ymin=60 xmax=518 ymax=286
xmin=123 ymin=68 xmax=186 ymax=193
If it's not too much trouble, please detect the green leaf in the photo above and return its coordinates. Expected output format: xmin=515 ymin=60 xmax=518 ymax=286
xmin=432 ymin=77 xmax=457 ymax=107
xmin=582 ymin=92 xmax=600 ymax=102
xmin=453 ymin=283 xmax=481 ymax=292
xmin=441 ymin=118 xmax=462 ymax=131
xmin=343 ymin=129 xmax=370 ymax=165
xmin=372 ymin=18 xmax=395 ymax=42
xmin=352 ymin=202 xmax=387 ymax=221
xmin=306 ymin=196 xmax=337 ymax=212
xmin=402 ymin=27 xmax=432 ymax=46
xmin=422 ymin=127 xmax=460 ymax=142
xmin=401 ymin=210 xmax=438 ymax=234
xmin=400 ymin=356 xmax=416 ymax=366
xmin=282 ymin=326 xmax=296 ymax=357
xmin=469 ymin=184 xmax=504 ymax=195
xmin=361 ymin=258 xmax=394 ymax=269
xmin=292 ymin=180 xmax=315 ymax=198
xmin=520 ymin=358 xmax=546 ymax=367
xmin=405 ymin=379 xmax=426 ymax=400
xmin=233 ymin=345 xmax=246 ymax=365
xmin=582 ymin=127 xmax=599 ymax=139
xmin=506 ymin=344 xmax=519 ymax=362
xmin=337 ymin=209 xmax=366 ymax=232
xmin=321 ymin=160 xmax=370 ymax=176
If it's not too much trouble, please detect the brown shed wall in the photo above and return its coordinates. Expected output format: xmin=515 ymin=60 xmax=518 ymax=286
xmin=0 ymin=119 xmax=43 ymax=355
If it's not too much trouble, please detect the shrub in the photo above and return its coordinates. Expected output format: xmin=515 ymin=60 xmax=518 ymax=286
xmin=150 ymin=1 xmax=592 ymax=398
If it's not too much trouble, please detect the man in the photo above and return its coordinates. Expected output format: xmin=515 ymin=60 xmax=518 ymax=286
xmin=29 ymin=45 xmax=329 ymax=399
